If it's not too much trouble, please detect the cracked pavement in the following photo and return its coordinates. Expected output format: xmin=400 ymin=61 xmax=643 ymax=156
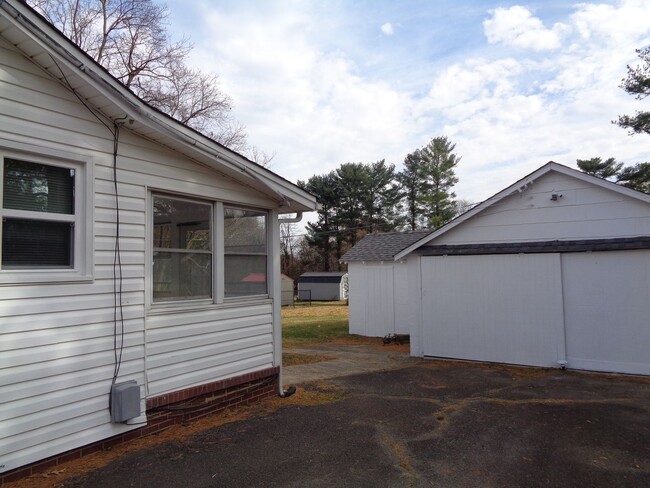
xmin=63 ymin=348 xmax=650 ymax=487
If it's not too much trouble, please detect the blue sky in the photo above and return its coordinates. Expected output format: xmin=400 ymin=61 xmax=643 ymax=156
xmin=165 ymin=0 xmax=650 ymax=210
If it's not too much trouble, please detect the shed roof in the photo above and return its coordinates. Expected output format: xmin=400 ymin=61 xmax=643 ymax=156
xmin=298 ymin=272 xmax=347 ymax=283
xmin=340 ymin=230 xmax=433 ymax=262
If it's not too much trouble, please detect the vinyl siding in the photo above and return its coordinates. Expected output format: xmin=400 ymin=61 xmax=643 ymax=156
xmin=0 ymin=37 xmax=279 ymax=473
xmin=434 ymin=172 xmax=650 ymax=245
xmin=146 ymin=304 xmax=274 ymax=396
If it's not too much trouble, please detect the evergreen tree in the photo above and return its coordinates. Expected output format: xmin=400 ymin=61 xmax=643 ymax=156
xmin=616 ymin=47 xmax=650 ymax=136
xmin=576 ymin=157 xmax=623 ymax=180
xmin=419 ymin=136 xmax=460 ymax=229
xmin=617 ymin=162 xmax=650 ymax=193
xmin=398 ymin=136 xmax=460 ymax=230
xmin=576 ymin=157 xmax=650 ymax=194
xmin=298 ymin=172 xmax=340 ymax=271
xmin=396 ymin=149 xmax=429 ymax=230
xmin=362 ymin=160 xmax=402 ymax=234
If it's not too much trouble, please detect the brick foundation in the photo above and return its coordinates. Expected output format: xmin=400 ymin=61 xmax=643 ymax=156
xmin=0 ymin=367 xmax=279 ymax=485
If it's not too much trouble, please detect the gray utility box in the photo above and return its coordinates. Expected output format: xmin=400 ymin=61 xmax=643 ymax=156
xmin=110 ymin=381 xmax=141 ymax=423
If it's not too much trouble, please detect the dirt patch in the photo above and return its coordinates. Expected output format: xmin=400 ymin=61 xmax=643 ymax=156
xmin=283 ymin=352 xmax=336 ymax=366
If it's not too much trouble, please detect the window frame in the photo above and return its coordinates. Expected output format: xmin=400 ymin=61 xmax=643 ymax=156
xmin=148 ymin=191 xmax=271 ymax=309
xmin=223 ymin=205 xmax=269 ymax=300
xmin=0 ymin=144 xmax=93 ymax=284
xmin=151 ymin=193 xmax=214 ymax=304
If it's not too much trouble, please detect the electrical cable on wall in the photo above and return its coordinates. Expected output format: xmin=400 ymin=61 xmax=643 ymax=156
xmin=49 ymin=55 xmax=126 ymax=413
xmin=110 ymin=118 xmax=127 ymax=406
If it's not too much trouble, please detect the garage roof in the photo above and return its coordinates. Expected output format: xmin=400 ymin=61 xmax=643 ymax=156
xmin=340 ymin=230 xmax=433 ymax=262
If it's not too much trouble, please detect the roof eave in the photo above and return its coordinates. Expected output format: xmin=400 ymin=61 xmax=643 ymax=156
xmin=0 ymin=0 xmax=318 ymax=212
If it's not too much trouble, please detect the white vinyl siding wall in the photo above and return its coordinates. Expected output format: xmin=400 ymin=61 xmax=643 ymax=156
xmin=0 ymin=37 xmax=278 ymax=473
xmin=434 ymin=172 xmax=650 ymax=245
xmin=146 ymin=304 xmax=274 ymax=396
xmin=348 ymin=262 xmax=411 ymax=337
xmin=409 ymin=169 xmax=650 ymax=376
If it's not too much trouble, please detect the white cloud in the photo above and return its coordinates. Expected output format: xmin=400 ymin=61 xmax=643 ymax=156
xmin=189 ymin=4 xmax=417 ymax=184
xmin=483 ymin=5 xmax=566 ymax=51
xmin=381 ymin=22 xmax=394 ymax=36
xmin=174 ymin=0 xmax=650 ymax=210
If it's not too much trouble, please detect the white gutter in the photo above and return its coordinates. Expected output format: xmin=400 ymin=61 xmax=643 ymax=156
xmin=278 ymin=212 xmax=303 ymax=223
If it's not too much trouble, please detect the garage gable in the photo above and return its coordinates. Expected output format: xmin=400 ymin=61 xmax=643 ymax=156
xmin=396 ymin=162 xmax=650 ymax=259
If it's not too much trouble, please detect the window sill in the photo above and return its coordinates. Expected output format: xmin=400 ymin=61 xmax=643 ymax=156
xmin=148 ymin=296 xmax=272 ymax=315
xmin=0 ymin=270 xmax=93 ymax=286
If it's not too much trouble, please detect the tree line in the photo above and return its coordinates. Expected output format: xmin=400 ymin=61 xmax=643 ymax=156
xmin=290 ymin=136 xmax=464 ymax=272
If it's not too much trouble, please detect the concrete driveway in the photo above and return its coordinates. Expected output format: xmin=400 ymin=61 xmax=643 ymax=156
xmin=63 ymin=346 xmax=650 ymax=487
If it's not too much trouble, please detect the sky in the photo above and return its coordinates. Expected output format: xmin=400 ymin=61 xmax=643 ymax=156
xmin=165 ymin=0 xmax=650 ymax=218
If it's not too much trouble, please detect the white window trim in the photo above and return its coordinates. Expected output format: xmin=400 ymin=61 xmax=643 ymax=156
xmin=146 ymin=190 xmax=271 ymax=310
xmin=223 ymin=205 xmax=269 ymax=301
xmin=0 ymin=143 xmax=93 ymax=285
xmin=150 ymin=192 xmax=214 ymax=306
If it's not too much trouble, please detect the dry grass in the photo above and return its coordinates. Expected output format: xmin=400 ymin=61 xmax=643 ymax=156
xmin=283 ymin=352 xmax=336 ymax=366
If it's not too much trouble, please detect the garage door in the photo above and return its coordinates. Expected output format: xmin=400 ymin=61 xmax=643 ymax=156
xmin=562 ymin=250 xmax=650 ymax=375
xmin=421 ymin=254 xmax=565 ymax=368
xmin=421 ymin=251 xmax=650 ymax=375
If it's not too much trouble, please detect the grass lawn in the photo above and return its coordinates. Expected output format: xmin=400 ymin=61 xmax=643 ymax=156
xmin=281 ymin=300 xmax=365 ymax=348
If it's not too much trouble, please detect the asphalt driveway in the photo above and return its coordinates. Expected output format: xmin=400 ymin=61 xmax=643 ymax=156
xmin=63 ymin=349 xmax=650 ymax=488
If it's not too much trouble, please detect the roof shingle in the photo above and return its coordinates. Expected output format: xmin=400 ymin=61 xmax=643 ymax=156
xmin=340 ymin=230 xmax=433 ymax=262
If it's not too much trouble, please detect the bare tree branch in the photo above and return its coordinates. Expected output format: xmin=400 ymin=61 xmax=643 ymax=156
xmin=30 ymin=0 xmax=248 ymax=150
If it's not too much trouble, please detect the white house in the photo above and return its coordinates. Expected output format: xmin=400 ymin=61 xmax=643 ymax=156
xmin=0 ymin=0 xmax=318 ymax=478
xmin=297 ymin=272 xmax=348 ymax=301
xmin=346 ymin=162 xmax=650 ymax=376
xmin=341 ymin=230 xmax=432 ymax=337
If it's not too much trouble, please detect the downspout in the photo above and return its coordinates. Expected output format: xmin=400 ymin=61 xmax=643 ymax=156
xmin=277 ymin=212 xmax=303 ymax=398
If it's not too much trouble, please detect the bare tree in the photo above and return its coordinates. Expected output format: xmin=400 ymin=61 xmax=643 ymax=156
xmin=30 ymin=0 xmax=247 ymax=148
xmin=280 ymin=222 xmax=297 ymax=277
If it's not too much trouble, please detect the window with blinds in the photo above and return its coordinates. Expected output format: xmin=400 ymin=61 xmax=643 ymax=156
xmin=2 ymin=158 xmax=76 ymax=268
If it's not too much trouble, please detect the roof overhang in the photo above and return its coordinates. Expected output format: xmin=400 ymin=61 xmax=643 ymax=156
xmin=0 ymin=0 xmax=319 ymax=213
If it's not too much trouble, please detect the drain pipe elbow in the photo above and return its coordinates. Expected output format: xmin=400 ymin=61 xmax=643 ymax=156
xmin=279 ymin=385 xmax=296 ymax=398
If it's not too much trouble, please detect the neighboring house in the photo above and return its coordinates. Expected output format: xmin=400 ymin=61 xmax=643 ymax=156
xmin=0 ymin=0 xmax=318 ymax=479
xmin=297 ymin=272 xmax=348 ymax=301
xmin=345 ymin=162 xmax=650 ymax=376
xmin=341 ymin=230 xmax=432 ymax=337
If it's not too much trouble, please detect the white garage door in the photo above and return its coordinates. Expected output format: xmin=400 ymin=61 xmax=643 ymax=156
xmin=562 ymin=250 xmax=650 ymax=375
xmin=421 ymin=251 xmax=650 ymax=375
xmin=421 ymin=254 xmax=565 ymax=368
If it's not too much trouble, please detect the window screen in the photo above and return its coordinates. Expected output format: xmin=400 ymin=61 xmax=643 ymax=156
xmin=152 ymin=195 xmax=212 ymax=301
xmin=224 ymin=207 xmax=267 ymax=297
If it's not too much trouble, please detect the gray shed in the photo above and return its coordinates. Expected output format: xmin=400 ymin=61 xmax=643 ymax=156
xmin=297 ymin=272 xmax=348 ymax=301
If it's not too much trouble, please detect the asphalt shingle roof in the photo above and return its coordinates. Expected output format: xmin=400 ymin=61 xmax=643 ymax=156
xmin=340 ymin=230 xmax=433 ymax=262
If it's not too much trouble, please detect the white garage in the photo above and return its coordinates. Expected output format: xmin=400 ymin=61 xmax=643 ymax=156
xmin=396 ymin=162 xmax=650 ymax=375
